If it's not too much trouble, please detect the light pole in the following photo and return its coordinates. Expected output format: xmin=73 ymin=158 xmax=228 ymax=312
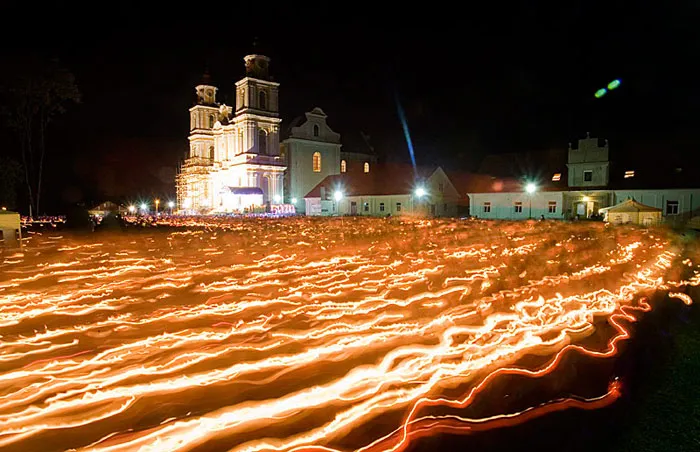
xmin=168 ymin=201 xmax=175 ymax=214
xmin=526 ymin=183 xmax=536 ymax=219
xmin=155 ymin=199 xmax=160 ymax=215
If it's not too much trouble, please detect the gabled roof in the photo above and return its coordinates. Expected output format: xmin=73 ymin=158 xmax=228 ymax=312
xmin=304 ymin=163 xmax=434 ymax=198
xmin=600 ymin=199 xmax=662 ymax=213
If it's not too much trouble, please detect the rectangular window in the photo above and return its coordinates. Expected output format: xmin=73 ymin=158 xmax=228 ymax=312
xmin=396 ymin=202 xmax=402 ymax=212
xmin=514 ymin=201 xmax=523 ymax=213
xmin=483 ymin=202 xmax=491 ymax=213
xmin=583 ymin=170 xmax=593 ymax=182
xmin=379 ymin=202 xmax=385 ymax=212
xmin=363 ymin=202 xmax=369 ymax=212
xmin=624 ymin=170 xmax=635 ymax=178
xmin=438 ymin=182 xmax=444 ymax=193
xmin=552 ymin=173 xmax=561 ymax=181
xmin=548 ymin=201 xmax=557 ymax=213
xmin=666 ymin=200 xmax=679 ymax=215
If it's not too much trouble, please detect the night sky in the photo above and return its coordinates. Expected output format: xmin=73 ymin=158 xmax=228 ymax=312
xmin=1 ymin=1 xmax=699 ymax=213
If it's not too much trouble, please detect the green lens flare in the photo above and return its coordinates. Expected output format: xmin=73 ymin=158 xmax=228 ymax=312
xmin=595 ymin=88 xmax=607 ymax=98
xmin=607 ymin=79 xmax=621 ymax=90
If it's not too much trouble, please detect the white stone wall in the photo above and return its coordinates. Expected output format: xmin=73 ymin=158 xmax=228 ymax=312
xmin=468 ymin=192 xmax=566 ymax=220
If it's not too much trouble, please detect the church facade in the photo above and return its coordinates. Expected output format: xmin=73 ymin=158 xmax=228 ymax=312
xmin=176 ymin=54 xmax=285 ymax=213
xmin=176 ymin=53 xmax=376 ymax=215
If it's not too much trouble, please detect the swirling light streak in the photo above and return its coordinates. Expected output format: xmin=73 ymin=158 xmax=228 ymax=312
xmin=0 ymin=218 xmax=696 ymax=452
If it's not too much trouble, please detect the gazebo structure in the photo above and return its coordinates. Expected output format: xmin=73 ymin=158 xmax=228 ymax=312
xmin=599 ymin=199 xmax=662 ymax=226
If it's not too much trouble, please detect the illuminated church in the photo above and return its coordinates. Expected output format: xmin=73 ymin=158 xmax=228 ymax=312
xmin=176 ymin=53 xmax=380 ymax=214
xmin=176 ymin=54 xmax=286 ymax=213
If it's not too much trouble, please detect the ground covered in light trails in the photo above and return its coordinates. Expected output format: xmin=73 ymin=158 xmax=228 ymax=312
xmin=0 ymin=218 xmax=698 ymax=452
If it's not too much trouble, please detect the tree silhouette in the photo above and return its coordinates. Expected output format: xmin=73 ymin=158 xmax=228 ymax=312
xmin=0 ymin=56 xmax=80 ymax=216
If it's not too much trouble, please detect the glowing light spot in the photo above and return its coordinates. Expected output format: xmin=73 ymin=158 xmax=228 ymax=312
xmin=595 ymin=88 xmax=607 ymax=98
xmin=607 ymin=79 xmax=621 ymax=90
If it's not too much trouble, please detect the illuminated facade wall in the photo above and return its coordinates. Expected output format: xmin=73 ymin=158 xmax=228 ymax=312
xmin=282 ymin=108 xmax=342 ymax=214
xmin=176 ymin=54 xmax=286 ymax=214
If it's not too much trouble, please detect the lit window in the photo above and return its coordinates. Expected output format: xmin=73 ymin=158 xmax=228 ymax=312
xmin=583 ymin=170 xmax=593 ymax=182
xmin=364 ymin=162 xmax=370 ymax=173
xmin=313 ymin=152 xmax=321 ymax=172
xmin=259 ymin=91 xmax=267 ymax=110
xmin=483 ymin=202 xmax=491 ymax=213
xmin=552 ymin=173 xmax=561 ymax=181
xmin=624 ymin=170 xmax=635 ymax=178
xmin=396 ymin=202 xmax=402 ymax=212
xmin=209 ymin=115 xmax=215 ymax=128
xmin=379 ymin=202 xmax=385 ymax=212
xmin=514 ymin=201 xmax=523 ymax=213
xmin=258 ymin=130 xmax=267 ymax=155
xmin=313 ymin=125 xmax=320 ymax=137
xmin=363 ymin=202 xmax=369 ymax=212
xmin=548 ymin=201 xmax=557 ymax=213
xmin=666 ymin=200 xmax=679 ymax=215
xmin=340 ymin=159 xmax=347 ymax=173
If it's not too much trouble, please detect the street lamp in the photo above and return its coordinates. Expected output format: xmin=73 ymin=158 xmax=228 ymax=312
xmin=415 ymin=187 xmax=426 ymax=198
xmin=291 ymin=197 xmax=297 ymax=204
xmin=273 ymin=194 xmax=281 ymax=204
xmin=155 ymin=199 xmax=160 ymax=215
xmin=167 ymin=201 xmax=175 ymax=214
xmin=525 ymin=183 xmax=536 ymax=219
xmin=140 ymin=203 xmax=148 ymax=212
xmin=128 ymin=205 xmax=136 ymax=214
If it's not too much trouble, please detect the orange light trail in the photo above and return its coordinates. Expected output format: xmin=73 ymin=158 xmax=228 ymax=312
xmin=0 ymin=218 xmax=697 ymax=452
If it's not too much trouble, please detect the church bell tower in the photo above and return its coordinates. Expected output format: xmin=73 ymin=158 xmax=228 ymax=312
xmin=189 ymin=71 xmax=218 ymax=160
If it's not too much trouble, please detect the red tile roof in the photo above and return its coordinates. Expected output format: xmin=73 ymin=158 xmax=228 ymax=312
xmin=304 ymin=163 xmax=434 ymax=198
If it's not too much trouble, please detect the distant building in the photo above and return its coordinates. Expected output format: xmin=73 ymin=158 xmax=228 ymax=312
xmin=468 ymin=134 xmax=700 ymax=224
xmin=304 ymin=164 xmax=469 ymax=217
xmin=88 ymin=201 xmax=126 ymax=217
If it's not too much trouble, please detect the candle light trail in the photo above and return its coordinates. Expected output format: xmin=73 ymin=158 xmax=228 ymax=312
xmin=0 ymin=218 xmax=697 ymax=452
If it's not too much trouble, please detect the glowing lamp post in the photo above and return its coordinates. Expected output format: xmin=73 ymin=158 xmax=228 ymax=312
xmin=168 ymin=201 xmax=175 ymax=214
xmin=155 ymin=199 xmax=160 ymax=215
xmin=525 ymin=183 xmax=536 ymax=219
xmin=291 ymin=198 xmax=297 ymax=204
xmin=273 ymin=195 xmax=281 ymax=204
xmin=414 ymin=187 xmax=426 ymax=214
xmin=128 ymin=205 xmax=136 ymax=214
xmin=333 ymin=191 xmax=343 ymax=215
xmin=140 ymin=203 xmax=148 ymax=213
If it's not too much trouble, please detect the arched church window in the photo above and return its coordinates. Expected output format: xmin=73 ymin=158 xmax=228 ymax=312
xmin=258 ymin=129 xmax=268 ymax=155
xmin=209 ymin=146 xmax=215 ymax=160
xmin=259 ymin=91 xmax=267 ymax=110
xmin=340 ymin=159 xmax=347 ymax=173
xmin=364 ymin=162 xmax=370 ymax=173
xmin=313 ymin=152 xmax=321 ymax=172
xmin=209 ymin=115 xmax=215 ymax=128
xmin=313 ymin=125 xmax=320 ymax=137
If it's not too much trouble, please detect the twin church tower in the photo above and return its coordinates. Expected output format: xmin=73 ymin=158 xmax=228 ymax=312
xmin=176 ymin=54 xmax=372 ymax=214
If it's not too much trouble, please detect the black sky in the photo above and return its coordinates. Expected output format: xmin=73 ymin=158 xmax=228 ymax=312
xmin=1 ymin=1 xmax=699 ymax=213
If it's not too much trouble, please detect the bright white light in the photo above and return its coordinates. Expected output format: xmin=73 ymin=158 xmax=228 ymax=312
xmin=582 ymin=196 xmax=590 ymax=202
xmin=291 ymin=198 xmax=298 ymax=204
xmin=273 ymin=195 xmax=281 ymax=203
xmin=128 ymin=205 xmax=136 ymax=213
xmin=183 ymin=198 xmax=192 ymax=209
xmin=415 ymin=187 xmax=426 ymax=198
xmin=168 ymin=201 xmax=175 ymax=208
xmin=140 ymin=203 xmax=148 ymax=211
xmin=334 ymin=191 xmax=343 ymax=202
xmin=526 ymin=183 xmax=536 ymax=194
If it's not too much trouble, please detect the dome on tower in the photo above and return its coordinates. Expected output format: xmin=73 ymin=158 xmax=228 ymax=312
xmin=244 ymin=54 xmax=272 ymax=80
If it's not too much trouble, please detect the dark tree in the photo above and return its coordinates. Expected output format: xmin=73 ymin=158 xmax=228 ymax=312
xmin=0 ymin=56 xmax=80 ymax=216
xmin=0 ymin=155 xmax=22 ymax=209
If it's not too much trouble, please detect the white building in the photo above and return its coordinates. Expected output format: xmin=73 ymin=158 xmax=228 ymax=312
xmin=176 ymin=55 xmax=285 ymax=213
xmin=304 ymin=165 xmax=468 ymax=217
xmin=467 ymin=134 xmax=700 ymax=224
